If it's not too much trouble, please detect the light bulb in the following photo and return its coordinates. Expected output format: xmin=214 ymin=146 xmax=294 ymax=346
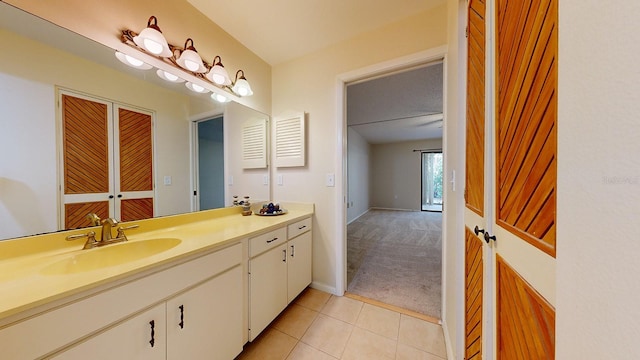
xmin=184 ymin=60 xmax=199 ymax=72
xmin=124 ymin=54 xmax=144 ymax=67
xmin=143 ymin=38 xmax=163 ymax=55
xmin=211 ymin=73 xmax=225 ymax=85
xmin=163 ymin=71 xmax=179 ymax=81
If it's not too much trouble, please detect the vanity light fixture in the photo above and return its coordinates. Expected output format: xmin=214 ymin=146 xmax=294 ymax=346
xmin=211 ymin=92 xmax=231 ymax=103
xmin=176 ymin=38 xmax=206 ymax=73
xmin=132 ymin=16 xmax=172 ymax=57
xmin=231 ymin=70 xmax=253 ymax=97
xmin=206 ymin=56 xmax=232 ymax=86
xmin=156 ymin=69 xmax=185 ymax=83
xmin=120 ymin=16 xmax=254 ymax=99
xmin=185 ymin=82 xmax=209 ymax=93
xmin=115 ymin=51 xmax=152 ymax=69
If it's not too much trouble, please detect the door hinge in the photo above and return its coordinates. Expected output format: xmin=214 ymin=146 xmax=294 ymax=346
xmin=465 ymin=26 xmax=469 ymax=38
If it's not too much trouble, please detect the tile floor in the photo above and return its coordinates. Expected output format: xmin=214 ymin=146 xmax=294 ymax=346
xmin=236 ymin=288 xmax=447 ymax=360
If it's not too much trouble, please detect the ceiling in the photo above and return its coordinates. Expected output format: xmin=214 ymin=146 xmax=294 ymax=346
xmin=347 ymin=63 xmax=443 ymax=144
xmin=186 ymin=0 xmax=446 ymax=66
xmin=187 ymin=0 xmax=446 ymax=144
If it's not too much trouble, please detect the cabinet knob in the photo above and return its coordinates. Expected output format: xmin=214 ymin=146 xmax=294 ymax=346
xmin=179 ymin=305 xmax=185 ymax=329
xmin=291 ymin=245 xmax=295 ymax=257
xmin=282 ymin=249 xmax=287 ymax=262
xmin=474 ymin=225 xmax=485 ymax=236
xmin=267 ymin=237 xmax=278 ymax=244
xmin=484 ymin=232 xmax=497 ymax=243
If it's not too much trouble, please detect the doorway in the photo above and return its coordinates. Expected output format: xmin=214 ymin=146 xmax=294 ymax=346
xmin=343 ymin=58 xmax=445 ymax=319
xmin=421 ymin=151 xmax=443 ymax=212
xmin=193 ymin=116 xmax=224 ymax=211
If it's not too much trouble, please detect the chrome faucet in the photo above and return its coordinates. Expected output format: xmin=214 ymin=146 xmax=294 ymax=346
xmin=100 ymin=218 xmax=119 ymax=242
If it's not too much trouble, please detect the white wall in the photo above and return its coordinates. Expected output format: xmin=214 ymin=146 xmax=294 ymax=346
xmin=346 ymin=128 xmax=371 ymax=223
xmin=0 ymin=29 xmax=196 ymax=239
xmin=272 ymin=4 xmax=448 ymax=293
xmin=370 ymin=139 xmax=443 ymax=211
xmin=223 ymin=102 xmax=271 ymax=204
xmin=557 ymin=1 xmax=640 ymax=357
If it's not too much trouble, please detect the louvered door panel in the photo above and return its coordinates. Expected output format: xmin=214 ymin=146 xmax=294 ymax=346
xmin=465 ymin=0 xmax=486 ymax=216
xmin=62 ymin=95 xmax=109 ymax=194
xmin=274 ymin=113 xmax=305 ymax=167
xmin=65 ymin=201 xmax=109 ymax=230
xmin=241 ymin=118 xmax=268 ymax=169
xmin=465 ymin=227 xmax=483 ymax=359
xmin=120 ymin=198 xmax=154 ymax=222
xmin=496 ymin=0 xmax=557 ymax=257
xmin=119 ymin=108 xmax=153 ymax=192
xmin=497 ymin=255 xmax=555 ymax=359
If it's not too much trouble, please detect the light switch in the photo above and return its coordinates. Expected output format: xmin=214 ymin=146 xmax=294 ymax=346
xmin=277 ymin=174 xmax=283 ymax=186
xmin=163 ymin=176 xmax=172 ymax=186
xmin=228 ymin=175 xmax=234 ymax=186
xmin=326 ymin=173 xmax=335 ymax=187
xmin=263 ymin=174 xmax=269 ymax=185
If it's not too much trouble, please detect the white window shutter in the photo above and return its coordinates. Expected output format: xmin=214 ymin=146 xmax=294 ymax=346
xmin=274 ymin=112 xmax=305 ymax=167
xmin=241 ymin=118 xmax=268 ymax=169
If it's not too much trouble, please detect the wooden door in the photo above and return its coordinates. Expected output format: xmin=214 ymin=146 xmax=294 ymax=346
xmin=494 ymin=0 xmax=557 ymax=358
xmin=61 ymin=93 xmax=113 ymax=229
xmin=464 ymin=0 xmax=557 ymax=358
xmin=61 ymin=94 xmax=154 ymax=229
xmin=464 ymin=0 xmax=486 ymax=358
xmin=115 ymin=106 xmax=154 ymax=221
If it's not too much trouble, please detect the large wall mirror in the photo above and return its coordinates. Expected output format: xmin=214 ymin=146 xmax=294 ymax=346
xmin=0 ymin=2 xmax=270 ymax=240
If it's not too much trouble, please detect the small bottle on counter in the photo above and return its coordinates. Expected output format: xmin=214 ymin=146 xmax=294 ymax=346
xmin=233 ymin=195 xmax=239 ymax=206
xmin=242 ymin=196 xmax=252 ymax=216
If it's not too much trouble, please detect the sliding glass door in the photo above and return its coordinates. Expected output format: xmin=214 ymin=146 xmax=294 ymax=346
xmin=421 ymin=152 xmax=443 ymax=211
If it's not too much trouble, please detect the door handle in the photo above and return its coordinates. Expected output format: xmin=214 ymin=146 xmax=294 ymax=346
xmin=484 ymin=232 xmax=496 ymax=243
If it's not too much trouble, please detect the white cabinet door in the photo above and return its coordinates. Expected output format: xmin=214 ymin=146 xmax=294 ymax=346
xmin=52 ymin=303 xmax=165 ymax=360
xmin=249 ymin=243 xmax=288 ymax=341
xmin=166 ymin=266 xmax=243 ymax=360
xmin=287 ymin=231 xmax=312 ymax=303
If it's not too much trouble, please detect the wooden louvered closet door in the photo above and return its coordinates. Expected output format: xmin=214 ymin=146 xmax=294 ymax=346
xmin=493 ymin=0 xmax=557 ymax=358
xmin=464 ymin=0 xmax=557 ymax=358
xmin=464 ymin=0 xmax=486 ymax=359
xmin=61 ymin=93 xmax=154 ymax=229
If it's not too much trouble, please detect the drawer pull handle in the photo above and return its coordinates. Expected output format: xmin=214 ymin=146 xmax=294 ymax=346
xmin=149 ymin=320 xmax=155 ymax=347
xmin=267 ymin=237 xmax=278 ymax=243
xmin=291 ymin=245 xmax=295 ymax=257
xmin=298 ymin=225 xmax=307 ymax=230
xmin=283 ymin=249 xmax=287 ymax=262
xmin=179 ymin=305 xmax=185 ymax=329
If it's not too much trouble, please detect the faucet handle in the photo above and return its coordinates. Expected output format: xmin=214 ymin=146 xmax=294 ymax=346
xmin=66 ymin=231 xmax=98 ymax=249
xmin=116 ymin=224 xmax=139 ymax=240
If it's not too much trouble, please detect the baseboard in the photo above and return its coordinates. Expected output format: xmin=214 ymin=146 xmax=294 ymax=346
xmin=310 ymin=281 xmax=338 ymax=296
xmin=441 ymin=318 xmax=456 ymax=360
xmin=347 ymin=208 xmax=371 ymax=225
xmin=371 ymin=206 xmax=420 ymax=212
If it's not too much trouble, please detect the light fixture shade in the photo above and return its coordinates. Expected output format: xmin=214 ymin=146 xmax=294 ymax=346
xmin=156 ymin=69 xmax=185 ymax=83
xmin=211 ymin=92 xmax=231 ymax=103
xmin=133 ymin=16 xmax=172 ymax=57
xmin=205 ymin=56 xmax=232 ymax=86
xmin=232 ymin=78 xmax=253 ymax=97
xmin=176 ymin=39 xmax=206 ymax=73
xmin=185 ymin=82 xmax=209 ymax=93
xmin=115 ymin=51 xmax=152 ymax=69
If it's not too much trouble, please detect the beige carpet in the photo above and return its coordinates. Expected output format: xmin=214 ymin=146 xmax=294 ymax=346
xmin=347 ymin=209 xmax=442 ymax=318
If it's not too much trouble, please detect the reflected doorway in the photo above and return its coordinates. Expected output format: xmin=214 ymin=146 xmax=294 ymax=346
xmin=421 ymin=151 xmax=443 ymax=212
xmin=194 ymin=116 xmax=224 ymax=210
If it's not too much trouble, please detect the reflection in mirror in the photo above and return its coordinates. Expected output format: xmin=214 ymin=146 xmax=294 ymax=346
xmin=0 ymin=3 xmax=269 ymax=240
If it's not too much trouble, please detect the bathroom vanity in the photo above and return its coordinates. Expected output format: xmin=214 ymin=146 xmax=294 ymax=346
xmin=0 ymin=203 xmax=313 ymax=359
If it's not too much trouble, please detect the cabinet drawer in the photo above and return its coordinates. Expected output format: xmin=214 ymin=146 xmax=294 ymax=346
xmin=249 ymin=227 xmax=287 ymax=258
xmin=288 ymin=217 xmax=312 ymax=239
